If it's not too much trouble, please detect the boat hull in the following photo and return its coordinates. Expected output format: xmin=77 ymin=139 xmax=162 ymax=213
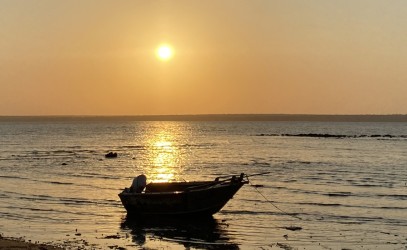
xmin=119 ymin=179 xmax=245 ymax=217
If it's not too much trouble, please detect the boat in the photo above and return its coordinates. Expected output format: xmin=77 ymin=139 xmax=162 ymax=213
xmin=118 ymin=173 xmax=248 ymax=217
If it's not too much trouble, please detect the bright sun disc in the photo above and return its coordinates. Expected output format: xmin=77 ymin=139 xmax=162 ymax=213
xmin=156 ymin=45 xmax=173 ymax=61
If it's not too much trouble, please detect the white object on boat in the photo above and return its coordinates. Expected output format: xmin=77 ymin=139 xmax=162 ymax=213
xmin=130 ymin=175 xmax=147 ymax=193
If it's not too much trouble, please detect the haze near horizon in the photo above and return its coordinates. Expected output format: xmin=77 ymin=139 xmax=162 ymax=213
xmin=1 ymin=1 xmax=406 ymax=116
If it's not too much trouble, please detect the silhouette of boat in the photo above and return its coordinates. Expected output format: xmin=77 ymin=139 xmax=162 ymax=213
xmin=118 ymin=173 xmax=248 ymax=217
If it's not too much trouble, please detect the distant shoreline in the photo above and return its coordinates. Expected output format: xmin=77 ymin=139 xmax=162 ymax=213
xmin=0 ymin=114 xmax=407 ymax=122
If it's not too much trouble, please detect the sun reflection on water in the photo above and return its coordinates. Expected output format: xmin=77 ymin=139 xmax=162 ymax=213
xmin=142 ymin=123 xmax=188 ymax=182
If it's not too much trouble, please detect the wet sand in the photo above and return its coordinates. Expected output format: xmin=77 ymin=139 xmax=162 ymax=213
xmin=0 ymin=236 xmax=62 ymax=250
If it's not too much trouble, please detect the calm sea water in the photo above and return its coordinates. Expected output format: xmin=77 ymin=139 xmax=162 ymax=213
xmin=0 ymin=118 xmax=406 ymax=249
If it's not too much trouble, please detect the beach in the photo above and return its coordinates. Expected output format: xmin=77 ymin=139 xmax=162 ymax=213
xmin=0 ymin=235 xmax=62 ymax=250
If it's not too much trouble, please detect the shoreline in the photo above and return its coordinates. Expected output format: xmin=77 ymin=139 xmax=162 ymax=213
xmin=0 ymin=235 xmax=63 ymax=250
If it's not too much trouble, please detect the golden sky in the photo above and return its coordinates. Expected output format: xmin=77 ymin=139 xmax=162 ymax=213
xmin=1 ymin=1 xmax=406 ymax=115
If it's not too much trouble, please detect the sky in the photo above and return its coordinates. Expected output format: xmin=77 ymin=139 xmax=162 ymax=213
xmin=1 ymin=0 xmax=407 ymax=115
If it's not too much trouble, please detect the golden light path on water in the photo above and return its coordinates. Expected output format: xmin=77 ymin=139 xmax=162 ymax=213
xmin=142 ymin=123 xmax=187 ymax=183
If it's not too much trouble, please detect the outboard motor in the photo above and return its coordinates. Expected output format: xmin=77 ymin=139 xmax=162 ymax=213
xmin=130 ymin=174 xmax=147 ymax=193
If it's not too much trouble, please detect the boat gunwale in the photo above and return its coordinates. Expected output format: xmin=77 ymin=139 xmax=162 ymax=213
xmin=119 ymin=179 xmax=246 ymax=196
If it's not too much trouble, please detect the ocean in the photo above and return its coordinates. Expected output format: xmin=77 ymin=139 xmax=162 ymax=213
xmin=0 ymin=117 xmax=406 ymax=249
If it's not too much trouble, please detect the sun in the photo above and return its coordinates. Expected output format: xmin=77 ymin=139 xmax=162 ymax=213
xmin=156 ymin=44 xmax=173 ymax=61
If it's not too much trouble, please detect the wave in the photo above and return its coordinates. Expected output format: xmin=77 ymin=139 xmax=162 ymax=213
xmin=3 ymin=190 xmax=119 ymax=207
xmin=256 ymin=133 xmax=407 ymax=139
xmin=49 ymin=181 xmax=74 ymax=185
xmin=377 ymin=194 xmax=407 ymax=200
xmin=347 ymin=182 xmax=394 ymax=188
xmin=220 ymin=209 xmax=293 ymax=216
xmin=67 ymin=173 xmax=121 ymax=180
xmin=326 ymin=192 xmax=353 ymax=197
xmin=0 ymin=175 xmax=30 ymax=180
xmin=240 ymin=195 xmax=407 ymax=211
xmin=297 ymin=202 xmax=342 ymax=207
xmin=223 ymin=208 xmax=407 ymax=227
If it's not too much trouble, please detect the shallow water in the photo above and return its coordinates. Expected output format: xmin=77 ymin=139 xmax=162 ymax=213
xmin=1 ymin=118 xmax=406 ymax=249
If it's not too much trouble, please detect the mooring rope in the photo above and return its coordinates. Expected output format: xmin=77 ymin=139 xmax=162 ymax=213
xmin=247 ymin=176 xmax=303 ymax=221
xmin=246 ymin=175 xmax=343 ymax=249
xmin=215 ymin=171 xmax=272 ymax=180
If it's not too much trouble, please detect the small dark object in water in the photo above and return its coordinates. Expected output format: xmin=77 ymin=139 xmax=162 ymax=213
xmin=61 ymin=162 xmax=67 ymax=165
xmin=105 ymin=152 xmax=118 ymax=158
xmin=276 ymin=243 xmax=294 ymax=250
xmin=103 ymin=235 xmax=121 ymax=239
xmin=284 ymin=226 xmax=302 ymax=231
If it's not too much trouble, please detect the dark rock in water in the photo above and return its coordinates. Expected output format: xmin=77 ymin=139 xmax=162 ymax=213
xmin=284 ymin=226 xmax=302 ymax=231
xmin=276 ymin=242 xmax=293 ymax=250
xmin=105 ymin=152 xmax=118 ymax=158
xmin=61 ymin=163 xmax=68 ymax=165
xmin=103 ymin=235 xmax=121 ymax=239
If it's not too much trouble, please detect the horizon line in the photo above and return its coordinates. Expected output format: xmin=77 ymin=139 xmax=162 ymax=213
xmin=1 ymin=114 xmax=407 ymax=122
